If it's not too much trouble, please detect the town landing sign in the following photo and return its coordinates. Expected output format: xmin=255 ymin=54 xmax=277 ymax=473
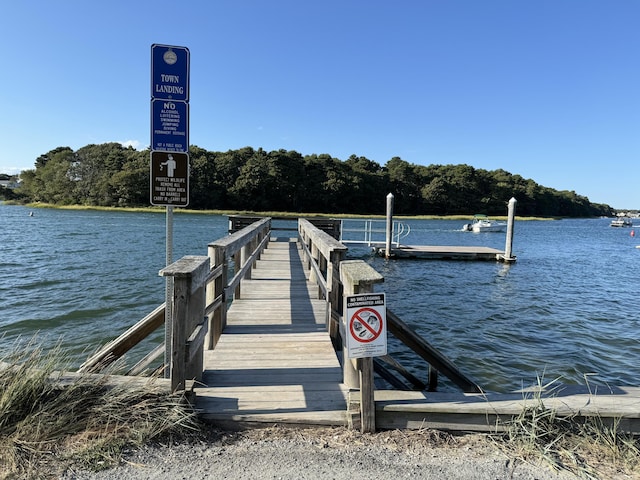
xmin=150 ymin=44 xmax=190 ymax=207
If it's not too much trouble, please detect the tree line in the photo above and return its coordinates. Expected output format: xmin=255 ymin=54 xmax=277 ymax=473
xmin=6 ymin=142 xmax=612 ymax=217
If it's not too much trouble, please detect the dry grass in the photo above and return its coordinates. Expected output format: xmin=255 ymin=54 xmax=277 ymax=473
xmin=0 ymin=340 xmax=198 ymax=479
xmin=3 ymin=342 xmax=637 ymax=479
xmin=491 ymin=378 xmax=640 ymax=479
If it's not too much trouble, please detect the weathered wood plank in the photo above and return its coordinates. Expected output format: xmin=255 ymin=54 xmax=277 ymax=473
xmin=374 ymin=387 xmax=640 ymax=433
xmin=195 ymin=238 xmax=348 ymax=426
xmin=78 ymin=303 xmax=165 ymax=373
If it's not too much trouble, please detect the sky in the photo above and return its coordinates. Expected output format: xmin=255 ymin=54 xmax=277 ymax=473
xmin=1 ymin=1 xmax=638 ymax=209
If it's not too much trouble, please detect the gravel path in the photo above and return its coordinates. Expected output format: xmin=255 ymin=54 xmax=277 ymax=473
xmin=61 ymin=426 xmax=582 ymax=480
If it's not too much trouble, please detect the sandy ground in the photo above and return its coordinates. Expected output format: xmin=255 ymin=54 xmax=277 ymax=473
xmin=60 ymin=426 xmax=584 ymax=480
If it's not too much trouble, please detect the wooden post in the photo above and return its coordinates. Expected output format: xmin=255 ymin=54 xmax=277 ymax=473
xmin=385 ymin=193 xmax=394 ymax=259
xmin=241 ymin=242 xmax=252 ymax=280
xmin=309 ymin=241 xmax=319 ymax=284
xmin=340 ymin=260 xmax=384 ymax=433
xmin=207 ymin=245 xmax=227 ymax=349
xmin=160 ymin=255 xmax=210 ymax=392
xmin=501 ymin=197 xmax=517 ymax=263
xmin=233 ymin=250 xmax=242 ymax=298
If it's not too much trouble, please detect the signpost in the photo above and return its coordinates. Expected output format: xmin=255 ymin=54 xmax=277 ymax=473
xmin=151 ymin=44 xmax=190 ymax=376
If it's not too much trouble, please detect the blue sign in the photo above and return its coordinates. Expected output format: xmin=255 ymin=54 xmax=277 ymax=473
xmin=151 ymin=44 xmax=189 ymax=102
xmin=151 ymin=99 xmax=189 ymax=152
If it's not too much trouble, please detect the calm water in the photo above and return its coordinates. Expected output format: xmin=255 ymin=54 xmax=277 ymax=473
xmin=1 ymin=204 xmax=639 ymax=392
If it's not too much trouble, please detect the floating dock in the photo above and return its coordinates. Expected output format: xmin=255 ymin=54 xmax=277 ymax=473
xmin=375 ymin=245 xmax=506 ymax=261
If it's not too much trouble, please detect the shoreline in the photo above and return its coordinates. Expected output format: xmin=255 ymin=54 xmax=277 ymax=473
xmin=6 ymin=201 xmax=559 ymax=221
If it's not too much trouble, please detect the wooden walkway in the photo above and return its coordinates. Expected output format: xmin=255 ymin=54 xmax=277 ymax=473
xmin=195 ymin=238 xmax=350 ymax=426
xmin=192 ymin=233 xmax=638 ymax=433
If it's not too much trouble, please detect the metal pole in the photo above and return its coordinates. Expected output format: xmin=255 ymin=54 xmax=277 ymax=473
xmin=164 ymin=205 xmax=174 ymax=377
xmin=385 ymin=193 xmax=394 ymax=259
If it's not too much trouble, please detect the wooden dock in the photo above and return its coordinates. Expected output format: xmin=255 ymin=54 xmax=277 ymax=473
xmin=380 ymin=245 xmax=506 ymax=261
xmin=191 ymin=234 xmax=639 ymax=433
xmin=195 ymin=238 xmax=351 ymax=427
xmin=83 ymin=217 xmax=638 ymax=433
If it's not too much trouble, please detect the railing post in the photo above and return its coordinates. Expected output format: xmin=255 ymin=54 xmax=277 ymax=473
xmin=233 ymin=250 xmax=242 ymax=298
xmin=340 ymin=260 xmax=384 ymax=433
xmin=241 ymin=242 xmax=252 ymax=281
xmin=207 ymin=245 xmax=227 ymax=349
xmin=327 ymin=249 xmax=346 ymax=338
xmin=309 ymin=241 xmax=319 ymax=284
xmin=160 ymin=255 xmax=210 ymax=392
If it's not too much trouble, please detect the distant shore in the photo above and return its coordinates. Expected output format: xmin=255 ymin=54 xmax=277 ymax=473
xmin=10 ymin=201 xmax=557 ymax=221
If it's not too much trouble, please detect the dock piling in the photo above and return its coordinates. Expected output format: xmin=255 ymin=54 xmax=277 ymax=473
xmin=385 ymin=193 xmax=394 ymax=259
xmin=500 ymin=197 xmax=517 ymax=263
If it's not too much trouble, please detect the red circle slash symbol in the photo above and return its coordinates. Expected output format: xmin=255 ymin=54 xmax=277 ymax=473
xmin=350 ymin=308 xmax=383 ymax=343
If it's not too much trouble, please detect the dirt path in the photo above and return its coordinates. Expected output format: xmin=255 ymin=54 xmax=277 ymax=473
xmin=62 ymin=426 xmax=583 ymax=480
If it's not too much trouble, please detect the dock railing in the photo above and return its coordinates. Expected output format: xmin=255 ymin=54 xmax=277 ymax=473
xmin=161 ymin=217 xmax=272 ymax=391
xmin=298 ymin=218 xmax=348 ymax=340
xmin=81 ymin=215 xmax=481 ymax=419
xmin=206 ymin=217 xmax=271 ymax=349
xmin=79 ymin=217 xmax=272 ymax=392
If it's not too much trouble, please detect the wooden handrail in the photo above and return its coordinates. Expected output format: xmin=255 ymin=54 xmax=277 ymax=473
xmin=160 ymin=255 xmax=210 ymax=391
xmin=209 ymin=217 xmax=270 ymax=258
xmin=299 ymin=236 xmax=328 ymax=296
xmin=206 ymin=218 xmax=272 ymax=349
xmin=386 ymin=308 xmax=482 ymax=393
xmin=224 ymin=232 xmax=270 ymax=298
xmin=298 ymin=218 xmax=349 ymax=343
xmin=78 ymin=303 xmax=165 ymax=374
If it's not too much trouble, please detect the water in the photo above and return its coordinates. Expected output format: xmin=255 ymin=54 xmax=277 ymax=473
xmin=1 ymin=204 xmax=638 ymax=392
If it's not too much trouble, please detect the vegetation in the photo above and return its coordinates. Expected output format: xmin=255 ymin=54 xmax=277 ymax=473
xmin=4 ymin=143 xmax=612 ymax=217
xmin=1 ymin=342 xmax=638 ymax=479
xmin=492 ymin=378 xmax=640 ymax=479
xmin=0 ymin=341 xmax=197 ymax=479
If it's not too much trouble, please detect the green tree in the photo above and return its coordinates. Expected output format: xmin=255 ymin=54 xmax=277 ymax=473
xmin=110 ymin=149 xmax=149 ymax=206
xmin=230 ymin=148 xmax=272 ymax=210
xmin=72 ymin=143 xmax=130 ymax=206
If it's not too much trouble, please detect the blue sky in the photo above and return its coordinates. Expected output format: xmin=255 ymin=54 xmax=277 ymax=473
xmin=1 ymin=1 xmax=638 ymax=208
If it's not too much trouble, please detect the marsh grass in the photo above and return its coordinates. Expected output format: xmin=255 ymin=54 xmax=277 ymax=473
xmin=0 ymin=340 xmax=198 ymax=479
xmin=492 ymin=377 xmax=640 ymax=479
xmin=23 ymin=202 xmax=553 ymax=221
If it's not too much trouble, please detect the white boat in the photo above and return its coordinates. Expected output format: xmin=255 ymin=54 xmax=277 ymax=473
xmin=462 ymin=214 xmax=506 ymax=233
xmin=610 ymin=218 xmax=633 ymax=227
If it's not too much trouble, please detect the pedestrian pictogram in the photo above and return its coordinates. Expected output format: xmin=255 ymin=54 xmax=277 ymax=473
xmin=346 ymin=293 xmax=387 ymax=358
xmin=150 ymin=151 xmax=189 ymax=207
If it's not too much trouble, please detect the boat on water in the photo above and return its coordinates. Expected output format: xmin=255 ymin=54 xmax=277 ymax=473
xmin=462 ymin=214 xmax=506 ymax=233
xmin=610 ymin=217 xmax=633 ymax=227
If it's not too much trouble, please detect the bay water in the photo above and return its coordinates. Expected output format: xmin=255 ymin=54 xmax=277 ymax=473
xmin=1 ymin=204 xmax=638 ymax=393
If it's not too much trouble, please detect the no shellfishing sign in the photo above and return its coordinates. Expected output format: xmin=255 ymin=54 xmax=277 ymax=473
xmin=346 ymin=293 xmax=387 ymax=358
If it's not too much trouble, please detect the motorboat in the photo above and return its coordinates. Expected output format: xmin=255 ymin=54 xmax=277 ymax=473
xmin=462 ymin=214 xmax=506 ymax=233
xmin=610 ymin=217 xmax=633 ymax=227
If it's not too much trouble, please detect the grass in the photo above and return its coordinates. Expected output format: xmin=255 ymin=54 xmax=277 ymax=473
xmin=19 ymin=201 xmax=555 ymax=221
xmin=2 ymin=343 xmax=639 ymax=479
xmin=491 ymin=377 xmax=640 ymax=479
xmin=0 ymin=339 xmax=198 ymax=479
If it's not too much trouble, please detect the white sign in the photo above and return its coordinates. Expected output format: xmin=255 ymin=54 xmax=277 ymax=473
xmin=346 ymin=293 xmax=386 ymax=358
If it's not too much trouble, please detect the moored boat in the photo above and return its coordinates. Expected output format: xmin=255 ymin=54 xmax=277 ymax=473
xmin=610 ymin=217 xmax=633 ymax=227
xmin=462 ymin=214 xmax=506 ymax=233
